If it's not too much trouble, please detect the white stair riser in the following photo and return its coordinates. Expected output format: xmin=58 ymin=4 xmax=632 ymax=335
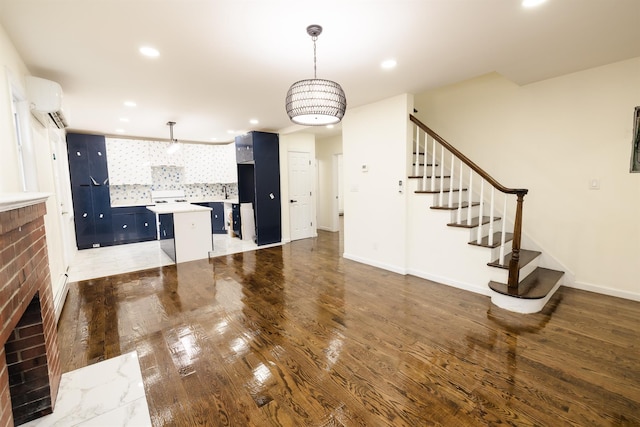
xmin=489 ymin=253 xmax=539 ymax=284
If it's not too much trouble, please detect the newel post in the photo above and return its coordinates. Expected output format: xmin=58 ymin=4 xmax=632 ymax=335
xmin=507 ymin=191 xmax=526 ymax=288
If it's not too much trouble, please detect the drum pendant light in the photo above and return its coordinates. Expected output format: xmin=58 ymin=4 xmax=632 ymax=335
xmin=286 ymin=25 xmax=347 ymax=126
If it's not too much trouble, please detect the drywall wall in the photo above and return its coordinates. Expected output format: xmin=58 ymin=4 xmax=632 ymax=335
xmin=342 ymin=93 xmax=413 ymax=273
xmin=315 ymin=134 xmax=342 ymax=232
xmin=414 ymin=58 xmax=640 ymax=299
xmin=0 ymin=24 xmax=29 ymax=192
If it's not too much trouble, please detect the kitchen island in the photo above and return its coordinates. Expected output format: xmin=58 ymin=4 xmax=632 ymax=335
xmin=146 ymin=203 xmax=213 ymax=263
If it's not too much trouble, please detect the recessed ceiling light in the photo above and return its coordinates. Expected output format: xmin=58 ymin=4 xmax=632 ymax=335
xmin=210 ymin=137 xmax=217 ymax=141
xmin=227 ymin=130 xmax=235 ymax=134
xmin=522 ymin=0 xmax=546 ymax=8
xmin=115 ymin=128 xmax=125 ymax=133
xmin=124 ymin=101 xmax=136 ymax=107
xmin=139 ymin=46 xmax=160 ymax=57
xmin=249 ymin=119 xmax=259 ymax=125
xmin=120 ymin=117 xmax=129 ymax=122
xmin=326 ymin=124 xmax=334 ymax=129
xmin=381 ymin=59 xmax=397 ymax=70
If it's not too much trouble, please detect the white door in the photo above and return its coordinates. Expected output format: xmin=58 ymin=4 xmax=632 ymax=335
xmin=288 ymin=151 xmax=313 ymax=241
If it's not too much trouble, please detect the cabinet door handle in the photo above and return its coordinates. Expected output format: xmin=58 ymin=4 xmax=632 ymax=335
xmin=122 ymin=224 xmax=127 ymax=229
xmin=103 ymin=178 xmax=109 ymax=185
xmin=90 ymin=176 xmax=100 ymax=186
xmin=290 ymin=199 xmax=297 ymax=203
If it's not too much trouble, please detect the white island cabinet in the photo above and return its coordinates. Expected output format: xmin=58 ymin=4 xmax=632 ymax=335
xmin=146 ymin=203 xmax=212 ymax=263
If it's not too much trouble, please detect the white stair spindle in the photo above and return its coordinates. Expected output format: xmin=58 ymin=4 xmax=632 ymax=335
xmin=499 ymin=194 xmax=507 ymax=264
xmin=488 ymin=187 xmax=495 ymax=246
xmin=457 ymin=159 xmax=463 ymax=224
xmin=439 ymin=146 xmax=444 ymax=206
xmin=466 ymin=167 xmax=473 ymax=225
xmin=476 ymin=180 xmax=484 ymax=243
xmin=414 ymin=125 xmax=420 ymax=177
xmin=448 ymin=151 xmax=454 ymax=208
xmin=421 ymin=134 xmax=428 ymax=191
xmin=431 ymin=137 xmax=436 ymax=192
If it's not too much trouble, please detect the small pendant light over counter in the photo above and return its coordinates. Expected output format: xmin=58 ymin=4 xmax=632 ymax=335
xmin=285 ymin=25 xmax=347 ymax=126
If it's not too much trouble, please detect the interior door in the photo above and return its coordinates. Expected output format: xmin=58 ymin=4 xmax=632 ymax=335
xmin=288 ymin=151 xmax=313 ymax=241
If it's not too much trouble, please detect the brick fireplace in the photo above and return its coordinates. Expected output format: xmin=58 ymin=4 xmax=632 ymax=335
xmin=0 ymin=195 xmax=61 ymax=427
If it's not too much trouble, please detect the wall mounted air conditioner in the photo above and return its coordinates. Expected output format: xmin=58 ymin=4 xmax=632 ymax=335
xmin=25 ymin=76 xmax=69 ymax=129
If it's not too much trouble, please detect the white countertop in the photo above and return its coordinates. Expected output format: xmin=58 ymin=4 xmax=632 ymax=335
xmin=146 ymin=203 xmax=212 ymax=214
xmin=114 ymin=198 xmax=240 ymax=208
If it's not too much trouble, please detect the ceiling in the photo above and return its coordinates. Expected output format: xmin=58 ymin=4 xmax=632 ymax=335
xmin=1 ymin=0 xmax=639 ymax=144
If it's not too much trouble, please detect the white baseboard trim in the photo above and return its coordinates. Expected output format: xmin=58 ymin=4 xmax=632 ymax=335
xmin=342 ymin=252 xmax=407 ymax=275
xmin=317 ymin=226 xmax=338 ymax=232
xmin=567 ymin=281 xmax=640 ymax=302
xmin=54 ymin=273 xmax=70 ymax=324
xmin=407 ymin=268 xmax=492 ymax=297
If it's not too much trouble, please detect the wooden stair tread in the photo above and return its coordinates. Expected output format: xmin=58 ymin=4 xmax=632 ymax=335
xmin=488 ymin=267 xmax=564 ymax=299
xmin=408 ymin=175 xmax=451 ymax=180
xmin=412 ymin=163 xmax=438 ymax=166
xmin=447 ymin=216 xmax=500 ymax=228
xmin=487 ymin=249 xmax=541 ymax=269
xmin=468 ymin=232 xmax=514 ymax=248
xmin=416 ymin=188 xmax=467 ymax=194
xmin=431 ymin=201 xmax=480 ymax=210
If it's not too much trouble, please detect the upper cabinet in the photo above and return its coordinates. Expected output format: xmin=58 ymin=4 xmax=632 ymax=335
xmin=67 ymin=133 xmax=109 ymax=186
xmin=106 ymin=138 xmax=152 ymax=185
xmin=184 ymin=142 xmax=238 ymax=184
xmin=149 ymin=141 xmax=184 ymax=167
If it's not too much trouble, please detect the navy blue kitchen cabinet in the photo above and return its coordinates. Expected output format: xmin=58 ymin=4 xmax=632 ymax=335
xmin=236 ymin=131 xmax=281 ymax=245
xmin=67 ymin=132 xmax=114 ymax=249
xmin=195 ymin=202 xmax=226 ymax=234
xmin=111 ymin=207 xmax=157 ymax=244
xmin=67 ymin=133 xmax=109 ymax=187
xmin=71 ymin=184 xmax=113 ymax=249
xmin=232 ymin=203 xmax=241 ymax=237
xmin=136 ymin=210 xmax=158 ymax=240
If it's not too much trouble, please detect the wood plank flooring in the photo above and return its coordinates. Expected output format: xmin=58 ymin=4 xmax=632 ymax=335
xmin=57 ymin=230 xmax=640 ymax=426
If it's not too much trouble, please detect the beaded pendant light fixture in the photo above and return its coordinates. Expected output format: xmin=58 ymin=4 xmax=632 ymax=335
xmin=285 ymin=25 xmax=347 ymax=126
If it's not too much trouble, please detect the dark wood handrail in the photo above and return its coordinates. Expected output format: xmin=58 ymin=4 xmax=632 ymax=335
xmin=410 ymin=115 xmax=528 ymax=197
xmin=410 ymin=114 xmax=527 ymax=290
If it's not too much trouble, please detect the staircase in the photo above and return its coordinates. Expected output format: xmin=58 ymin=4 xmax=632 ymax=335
xmin=409 ymin=115 xmax=564 ymax=314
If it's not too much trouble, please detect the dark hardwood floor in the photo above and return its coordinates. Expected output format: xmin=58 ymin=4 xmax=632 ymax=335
xmin=57 ymin=230 xmax=640 ymax=426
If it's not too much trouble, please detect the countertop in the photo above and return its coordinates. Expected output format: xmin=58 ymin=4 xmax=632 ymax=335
xmin=146 ymin=203 xmax=212 ymax=214
xmin=113 ymin=198 xmax=240 ymax=208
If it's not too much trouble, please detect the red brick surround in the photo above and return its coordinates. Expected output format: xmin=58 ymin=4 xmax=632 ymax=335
xmin=0 ymin=201 xmax=60 ymax=427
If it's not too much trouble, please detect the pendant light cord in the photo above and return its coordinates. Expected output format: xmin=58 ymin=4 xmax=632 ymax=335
xmin=312 ymin=34 xmax=318 ymax=79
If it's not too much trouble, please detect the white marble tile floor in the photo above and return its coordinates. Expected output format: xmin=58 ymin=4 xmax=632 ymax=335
xmin=67 ymin=234 xmax=282 ymax=282
xmin=22 ymin=352 xmax=151 ymax=427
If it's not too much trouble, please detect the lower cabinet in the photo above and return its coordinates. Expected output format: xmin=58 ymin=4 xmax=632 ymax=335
xmin=72 ymin=185 xmax=113 ymax=249
xmin=111 ymin=207 xmax=157 ymax=245
xmin=195 ymin=202 xmax=226 ymax=234
xmin=232 ymin=203 xmax=241 ymax=238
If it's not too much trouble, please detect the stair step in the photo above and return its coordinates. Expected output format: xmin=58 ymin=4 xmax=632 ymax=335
xmin=416 ymin=188 xmax=467 ymax=194
xmin=487 ymin=249 xmax=541 ymax=269
xmin=488 ymin=267 xmax=564 ymax=299
xmin=412 ymin=163 xmax=438 ymax=166
xmin=431 ymin=201 xmax=480 ymax=210
xmin=408 ymin=175 xmax=451 ymax=180
xmin=468 ymin=232 xmax=514 ymax=248
xmin=447 ymin=215 xmax=500 ymax=228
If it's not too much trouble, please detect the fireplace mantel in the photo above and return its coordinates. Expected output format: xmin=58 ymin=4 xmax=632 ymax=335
xmin=0 ymin=192 xmax=50 ymax=213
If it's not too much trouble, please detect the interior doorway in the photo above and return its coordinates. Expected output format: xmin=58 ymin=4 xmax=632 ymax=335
xmin=288 ymin=151 xmax=314 ymax=241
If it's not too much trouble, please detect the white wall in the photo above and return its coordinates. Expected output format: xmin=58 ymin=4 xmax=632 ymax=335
xmin=0 ymin=24 xmax=29 ymax=192
xmin=316 ymin=134 xmax=342 ymax=231
xmin=415 ymin=58 xmax=640 ymax=299
xmin=278 ymin=132 xmax=317 ymax=243
xmin=342 ymin=93 xmax=413 ymax=273
xmin=1 ymin=23 xmax=72 ymax=317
